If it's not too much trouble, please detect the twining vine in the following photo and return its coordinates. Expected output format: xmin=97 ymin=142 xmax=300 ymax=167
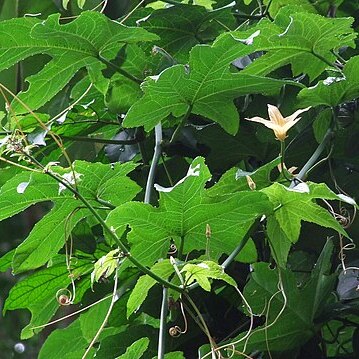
xmin=0 ymin=1 xmax=359 ymax=359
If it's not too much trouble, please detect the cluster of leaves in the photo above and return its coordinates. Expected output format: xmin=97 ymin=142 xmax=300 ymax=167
xmin=0 ymin=0 xmax=359 ymax=358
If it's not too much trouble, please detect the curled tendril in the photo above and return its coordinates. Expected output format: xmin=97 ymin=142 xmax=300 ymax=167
xmin=56 ymin=288 xmax=73 ymax=306
xmin=168 ymin=243 xmax=177 ymax=255
xmin=168 ymin=325 xmax=183 ymax=337
xmin=168 ymin=300 xmax=188 ymax=338
xmin=338 ymin=203 xmax=356 ymax=228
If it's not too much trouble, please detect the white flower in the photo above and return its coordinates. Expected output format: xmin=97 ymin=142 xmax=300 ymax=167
xmin=246 ymin=104 xmax=311 ymax=141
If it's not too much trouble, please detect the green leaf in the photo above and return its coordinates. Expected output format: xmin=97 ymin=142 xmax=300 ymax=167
xmin=262 ymin=182 xmax=348 ymax=243
xmin=312 ymin=108 xmax=332 ymax=143
xmin=0 ymin=161 xmax=140 ymax=273
xmin=127 ymin=260 xmax=174 ymax=318
xmin=3 ymin=259 xmax=92 ymax=339
xmin=263 ymin=0 xmax=316 ymax=17
xmin=209 ymin=157 xmax=281 ymax=196
xmin=304 ymin=239 xmax=337 ymax=318
xmin=239 ymin=241 xmax=336 ymax=353
xmin=266 ymin=216 xmax=292 ymax=268
xmin=95 ymin=325 xmax=158 ymax=359
xmin=13 ymin=201 xmax=86 ymax=274
xmin=106 ymin=157 xmax=272 ymax=266
xmin=162 ymin=352 xmax=186 ymax=359
xmin=298 ymin=56 xmax=359 ymax=107
xmin=0 ymin=11 xmax=158 ymax=113
xmin=237 ymin=8 xmax=356 ymax=80
xmin=124 ymin=34 xmax=296 ymax=135
xmin=79 ymin=296 xmax=113 ymax=342
xmin=116 ymin=337 xmax=149 ymax=359
xmin=77 ymin=0 xmax=86 ymax=9
xmin=140 ymin=4 xmax=234 ymax=62
xmin=39 ymin=320 xmax=91 ymax=359
xmin=181 ymin=260 xmax=236 ymax=291
xmin=0 ymin=248 xmax=15 ymax=272
xmin=240 ymin=263 xmax=315 ymax=352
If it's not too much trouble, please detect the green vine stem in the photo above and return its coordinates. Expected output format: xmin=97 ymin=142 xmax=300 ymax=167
xmin=184 ymin=293 xmax=217 ymax=356
xmin=280 ymin=140 xmax=293 ymax=182
xmin=290 ymin=128 xmax=334 ymax=187
xmin=145 ymin=123 xmax=163 ymax=203
xmin=170 ymin=105 xmax=193 ymax=143
xmin=158 ymin=287 xmax=169 ymax=359
xmin=144 ymin=123 xmax=169 ymax=359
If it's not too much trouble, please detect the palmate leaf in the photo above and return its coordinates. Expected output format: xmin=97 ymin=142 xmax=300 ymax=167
xmin=123 ymin=34 xmax=297 ymax=135
xmin=238 ymin=6 xmax=356 ymax=80
xmin=106 ymin=157 xmax=272 ymax=267
xmin=262 ymin=182 xmax=348 ymax=244
xmin=298 ymin=56 xmax=359 ymax=107
xmin=0 ymin=11 xmax=158 ymax=113
xmin=0 ymin=161 xmax=140 ymax=273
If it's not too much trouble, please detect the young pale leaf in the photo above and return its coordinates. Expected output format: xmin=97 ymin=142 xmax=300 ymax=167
xmin=0 ymin=12 xmax=158 ymax=113
xmin=62 ymin=0 xmax=70 ymax=9
xmin=181 ymin=261 xmax=236 ymax=291
xmin=106 ymin=157 xmax=271 ymax=266
xmin=124 ymin=34 xmax=297 ymax=135
xmin=91 ymin=249 xmax=123 ymax=287
xmin=298 ymin=56 xmax=359 ymax=107
xmin=127 ymin=260 xmax=174 ymax=318
xmin=262 ymin=182 xmax=348 ymax=243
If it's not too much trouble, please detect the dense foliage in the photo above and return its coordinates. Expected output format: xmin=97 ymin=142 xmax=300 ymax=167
xmin=0 ymin=0 xmax=359 ymax=358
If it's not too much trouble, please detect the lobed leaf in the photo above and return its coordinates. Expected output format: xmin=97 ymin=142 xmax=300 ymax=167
xmin=124 ymin=34 xmax=297 ymax=135
xmin=0 ymin=11 xmax=158 ymax=113
xmin=0 ymin=161 xmax=140 ymax=273
xmin=106 ymin=157 xmax=271 ymax=266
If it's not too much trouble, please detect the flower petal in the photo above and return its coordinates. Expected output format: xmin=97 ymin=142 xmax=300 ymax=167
xmin=282 ymin=116 xmax=302 ymax=132
xmin=284 ymin=107 xmax=311 ymax=123
xmin=246 ymin=116 xmax=279 ymax=130
xmin=267 ymin=104 xmax=285 ymax=126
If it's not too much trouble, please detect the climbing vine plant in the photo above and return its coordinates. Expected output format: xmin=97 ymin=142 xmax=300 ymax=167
xmin=0 ymin=0 xmax=359 ymax=358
